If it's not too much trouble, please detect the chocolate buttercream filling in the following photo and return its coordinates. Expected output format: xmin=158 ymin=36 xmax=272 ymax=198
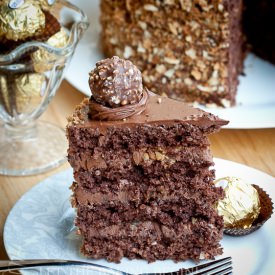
xmin=89 ymin=88 xmax=148 ymax=121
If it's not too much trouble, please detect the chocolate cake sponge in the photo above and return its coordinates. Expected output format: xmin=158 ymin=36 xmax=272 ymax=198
xmin=67 ymin=57 xmax=228 ymax=263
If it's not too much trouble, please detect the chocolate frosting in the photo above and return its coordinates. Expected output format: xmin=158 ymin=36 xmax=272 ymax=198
xmin=83 ymin=56 xmax=229 ymax=127
xmin=75 ymin=188 xmax=131 ymax=205
xmin=89 ymin=88 xmax=148 ymax=121
xmin=73 ymin=93 xmax=229 ymax=131
xmin=75 ymin=187 xmax=185 ymax=205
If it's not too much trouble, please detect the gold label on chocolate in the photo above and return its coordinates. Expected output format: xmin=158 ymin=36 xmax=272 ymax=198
xmin=9 ymin=0 xmax=24 ymax=9
xmin=215 ymin=177 xmax=261 ymax=229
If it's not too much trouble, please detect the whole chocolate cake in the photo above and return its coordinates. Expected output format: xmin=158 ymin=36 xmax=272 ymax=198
xmin=67 ymin=56 xmax=228 ymax=263
xmin=100 ymin=0 xmax=244 ymax=107
xmin=100 ymin=1 xmax=275 ymax=108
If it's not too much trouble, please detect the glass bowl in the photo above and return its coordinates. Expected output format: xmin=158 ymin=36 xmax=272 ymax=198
xmin=0 ymin=0 xmax=89 ymax=176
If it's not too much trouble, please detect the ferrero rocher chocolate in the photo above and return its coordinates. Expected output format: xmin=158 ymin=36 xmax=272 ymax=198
xmin=215 ymin=177 xmax=261 ymax=229
xmin=32 ymin=28 xmax=68 ymax=73
xmin=89 ymin=56 xmax=143 ymax=108
xmin=14 ymin=73 xmax=46 ymax=113
xmin=0 ymin=0 xmax=45 ymax=41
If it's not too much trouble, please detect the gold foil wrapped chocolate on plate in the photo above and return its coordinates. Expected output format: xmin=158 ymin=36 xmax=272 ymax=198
xmin=14 ymin=73 xmax=46 ymax=114
xmin=215 ymin=176 xmax=273 ymax=236
xmin=32 ymin=28 xmax=69 ymax=73
xmin=0 ymin=0 xmax=46 ymax=41
xmin=216 ymin=176 xmax=260 ymax=229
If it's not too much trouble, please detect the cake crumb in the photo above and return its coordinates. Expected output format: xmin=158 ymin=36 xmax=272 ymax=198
xmin=157 ymin=98 xmax=162 ymax=104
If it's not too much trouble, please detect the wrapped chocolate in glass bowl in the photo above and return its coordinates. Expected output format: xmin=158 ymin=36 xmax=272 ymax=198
xmin=215 ymin=177 xmax=274 ymax=236
xmin=0 ymin=0 xmax=89 ymax=176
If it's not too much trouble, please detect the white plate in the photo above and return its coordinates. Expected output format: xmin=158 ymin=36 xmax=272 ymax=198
xmin=66 ymin=0 xmax=275 ymax=129
xmin=4 ymin=158 xmax=275 ymax=275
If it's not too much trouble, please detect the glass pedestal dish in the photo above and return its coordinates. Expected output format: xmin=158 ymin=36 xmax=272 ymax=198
xmin=0 ymin=0 xmax=89 ymax=176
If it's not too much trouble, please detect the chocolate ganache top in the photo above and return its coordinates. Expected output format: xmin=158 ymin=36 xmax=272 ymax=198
xmin=69 ymin=95 xmax=228 ymax=131
xmin=73 ymin=56 xmax=229 ymax=127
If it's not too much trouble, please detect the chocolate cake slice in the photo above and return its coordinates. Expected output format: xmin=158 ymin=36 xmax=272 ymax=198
xmin=67 ymin=57 xmax=229 ymax=263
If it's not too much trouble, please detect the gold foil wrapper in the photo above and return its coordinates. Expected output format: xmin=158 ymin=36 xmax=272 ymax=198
xmin=224 ymin=185 xmax=273 ymax=236
xmin=32 ymin=28 xmax=69 ymax=73
xmin=0 ymin=75 xmax=12 ymax=115
xmin=215 ymin=177 xmax=261 ymax=229
xmin=0 ymin=0 xmax=45 ymax=41
xmin=15 ymin=73 xmax=46 ymax=113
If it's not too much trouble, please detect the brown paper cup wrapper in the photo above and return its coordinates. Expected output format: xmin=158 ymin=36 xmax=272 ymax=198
xmin=224 ymin=184 xmax=273 ymax=236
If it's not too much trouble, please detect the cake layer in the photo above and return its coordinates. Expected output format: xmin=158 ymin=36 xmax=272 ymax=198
xmin=68 ymin=123 xmax=212 ymax=150
xmin=67 ymin=96 xmax=227 ymax=151
xmin=79 ymin=218 xmax=223 ymax=262
xmin=74 ymin=167 xmax=214 ymax=192
xmin=73 ymin=178 xmax=222 ymax=206
xmin=75 ymin=198 xmax=224 ymax=228
xmin=72 ymin=170 xmax=221 ymax=205
xmin=73 ymin=162 xmax=214 ymax=182
xmin=79 ymin=218 xmax=223 ymax=242
xmin=68 ymin=145 xmax=212 ymax=172
xmin=73 ymin=163 xmax=215 ymax=192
